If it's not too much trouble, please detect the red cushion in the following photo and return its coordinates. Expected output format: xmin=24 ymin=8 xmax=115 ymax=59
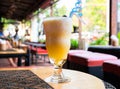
xmin=37 ymin=50 xmax=48 ymax=54
xmin=68 ymin=50 xmax=117 ymax=67
xmin=30 ymin=47 xmax=43 ymax=51
xmin=30 ymin=47 xmax=48 ymax=54
xmin=103 ymin=60 xmax=120 ymax=77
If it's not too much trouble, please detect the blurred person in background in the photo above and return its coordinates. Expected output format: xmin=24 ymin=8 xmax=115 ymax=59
xmin=0 ymin=22 xmax=17 ymax=67
xmin=23 ymin=29 xmax=31 ymax=42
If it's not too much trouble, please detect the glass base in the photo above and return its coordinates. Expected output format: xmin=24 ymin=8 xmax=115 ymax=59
xmin=45 ymin=76 xmax=70 ymax=83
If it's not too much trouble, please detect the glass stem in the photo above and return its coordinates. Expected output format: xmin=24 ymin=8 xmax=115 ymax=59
xmin=54 ymin=65 xmax=62 ymax=76
xmin=51 ymin=65 xmax=64 ymax=83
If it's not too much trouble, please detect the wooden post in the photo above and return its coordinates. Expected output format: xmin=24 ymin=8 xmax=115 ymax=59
xmin=78 ymin=17 xmax=84 ymax=50
xmin=0 ymin=16 xmax=1 ymax=22
xmin=50 ymin=3 xmax=53 ymax=16
xmin=78 ymin=17 xmax=82 ymax=41
xmin=110 ymin=0 xmax=118 ymax=44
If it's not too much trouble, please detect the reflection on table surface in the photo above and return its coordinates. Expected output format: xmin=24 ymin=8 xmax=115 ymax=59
xmin=0 ymin=66 xmax=105 ymax=89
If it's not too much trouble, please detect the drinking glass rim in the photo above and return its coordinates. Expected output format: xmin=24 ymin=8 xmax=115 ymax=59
xmin=43 ymin=17 xmax=72 ymax=22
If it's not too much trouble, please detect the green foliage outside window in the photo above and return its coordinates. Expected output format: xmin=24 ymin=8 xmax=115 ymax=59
xmin=90 ymin=33 xmax=108 ymax=45
xmin=83 ymin=0 xmax=106 ymax=32
xmin=53 ymin=5 xmax=67 ymax=16
xmin=117 ymin=32 xmax=120 ymax=45
xmin=70 ymin=38 xmax=79 ymax=49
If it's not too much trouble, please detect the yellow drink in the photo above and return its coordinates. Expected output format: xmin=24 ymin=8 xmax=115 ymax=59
xmin=43 ymin=17 xmax=72 ymax=66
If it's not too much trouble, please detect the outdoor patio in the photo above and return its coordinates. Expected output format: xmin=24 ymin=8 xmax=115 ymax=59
xmin=0 ymin=0 xmax=120 ymax=89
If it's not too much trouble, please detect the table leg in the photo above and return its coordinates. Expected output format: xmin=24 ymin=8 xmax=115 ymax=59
xmin=17 ymin=57 xmax=22 ymax=66
xmin=25 ymin=56 xmax=30 ymax=66
xmin=25 ymin=48 xmax=31 ymax=66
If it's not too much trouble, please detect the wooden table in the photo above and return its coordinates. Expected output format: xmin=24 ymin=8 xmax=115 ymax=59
xmin=0 ymin=67 xmax=105 ymax=89
xmin=0 ymin=48 xmax=30 ymax=66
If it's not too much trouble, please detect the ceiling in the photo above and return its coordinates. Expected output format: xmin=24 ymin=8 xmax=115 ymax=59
xmin=0 ymin=0 xmax=57 ymax=21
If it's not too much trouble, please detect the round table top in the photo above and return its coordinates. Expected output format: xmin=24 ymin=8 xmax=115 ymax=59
xmin=0 ymin=66 xmax=105 ymax=89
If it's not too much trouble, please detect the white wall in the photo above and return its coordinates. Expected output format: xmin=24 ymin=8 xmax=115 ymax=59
xmin=31 ymin=16 xmax=39 ymax=42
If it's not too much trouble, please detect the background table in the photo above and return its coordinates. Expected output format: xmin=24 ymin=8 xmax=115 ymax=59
xmin=23 ymin=42 xmax=46 ymax=48
xmin=0 ymin=48 xmax=30 ymax=66
xmin=0 ymin=67 xmax=105 ymax=89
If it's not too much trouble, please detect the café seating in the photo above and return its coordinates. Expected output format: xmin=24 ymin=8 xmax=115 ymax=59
xmin=88 ymin=46 xmax=120 ymax=58
xmin=30 ymin=46 xmax=48 ymax=64
xmin=65 ymin=50 xmax=118 ymax=79
xmin=103 ymin=60 xmax=120 ymax=89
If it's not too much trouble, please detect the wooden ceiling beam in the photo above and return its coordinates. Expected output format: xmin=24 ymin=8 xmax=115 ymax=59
xmin=0 ymin=0 xmax=57 ymax=21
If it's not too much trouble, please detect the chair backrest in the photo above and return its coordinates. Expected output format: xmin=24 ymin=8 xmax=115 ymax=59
xmin=88 ymin=46 xmax=120 ymax=58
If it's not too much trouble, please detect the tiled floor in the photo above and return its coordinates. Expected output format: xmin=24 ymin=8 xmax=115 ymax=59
xmin=0 ymin=56 xmax=53 ymax=68
xmin=0 ymin=58 xmax=11 ymax=67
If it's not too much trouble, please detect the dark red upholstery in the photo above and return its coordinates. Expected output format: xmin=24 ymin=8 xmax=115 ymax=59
xmin=103 ymin=60 xmax=120 ymax=77
xmin=66 ymin=50 xmax=118 ymax=79
xmin=68 ymin=50 xmax=117 ymax=67
xmin=103 ymin=60 xmax=120 ymax=88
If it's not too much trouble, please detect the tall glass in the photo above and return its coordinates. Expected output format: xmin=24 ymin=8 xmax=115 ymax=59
xmin=43 ymin=17 xmax=72 ymax=83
